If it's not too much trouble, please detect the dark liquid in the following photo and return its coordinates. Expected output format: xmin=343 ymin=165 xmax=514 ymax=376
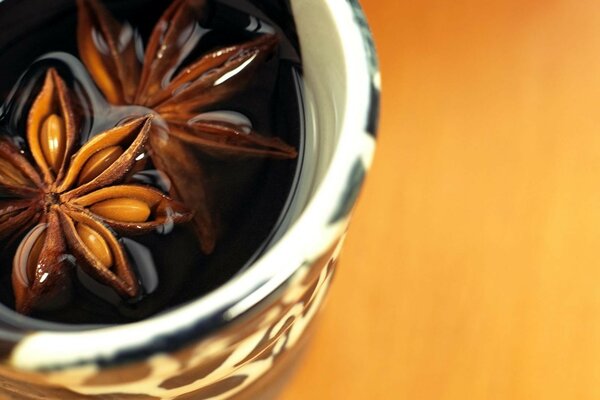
xmin=0 ymin=0 xmax=303 ymax=329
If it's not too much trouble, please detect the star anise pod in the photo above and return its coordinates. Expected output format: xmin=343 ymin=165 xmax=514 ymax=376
xmin=0 ymin=69 xmax=192 ymax=314
xmin=77 ymin=0 xmax=298 ymax=253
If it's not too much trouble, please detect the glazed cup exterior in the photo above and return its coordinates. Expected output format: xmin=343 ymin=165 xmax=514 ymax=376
xmin=0 ymin=0 xmax=379 ymax=398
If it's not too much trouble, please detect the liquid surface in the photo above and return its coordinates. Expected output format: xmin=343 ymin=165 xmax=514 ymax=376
xmin=0 ymin=0 xmax=303 ymax=328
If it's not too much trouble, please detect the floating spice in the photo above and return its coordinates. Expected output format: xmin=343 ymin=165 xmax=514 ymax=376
xmin=0 ymin=69 xmax=191 ymax=314
xmin=77 ymin=0 xmax=297 ymax=253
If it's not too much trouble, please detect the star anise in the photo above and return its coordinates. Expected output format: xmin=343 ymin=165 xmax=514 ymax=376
xmin=0 ymin=69 xmax=192 ymax=314
xmin=77 ymin=0 xmax=298 ymax=253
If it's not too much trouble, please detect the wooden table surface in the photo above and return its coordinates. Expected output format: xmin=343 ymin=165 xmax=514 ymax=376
xmin=281 ymin=0 xmax=600 ymax=399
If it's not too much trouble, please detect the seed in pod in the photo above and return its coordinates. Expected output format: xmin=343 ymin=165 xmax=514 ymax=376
xmin=26 ymin=231 xmax=46 ymax=285
xmin=76 ymin=223 xmax=113 ymax=269
xmin=78 ymin=145 xmax=124 ymax=185
xmin=40 ymin=114 xmax=66 ymax=172
xmin=90 ymin=198 xmax=151 ymax=222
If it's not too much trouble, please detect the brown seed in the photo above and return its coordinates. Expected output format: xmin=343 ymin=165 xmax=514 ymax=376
xmin=40 ymin=114 xmax=66 ymax=172
xmin=76 ymin=223 xmax=113 ymax=269
xmin=90 ymin=198 xmax=151 ymax=222
xmin=78 ymin=145 xmax=124 ymax=185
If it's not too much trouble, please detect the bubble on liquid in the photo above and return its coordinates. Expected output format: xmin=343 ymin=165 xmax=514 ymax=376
xmin=76 ymin=267 xmax=121 ymax=306
xmin=245 ymin=16 xmax=275 ymax=34
xmin=122 ymin=238 xmax=158 ymax=294
xmin=131 ymin=169 xmax=172 ymax=192
xmin=155 ymin=209 xmax=175 ymax=235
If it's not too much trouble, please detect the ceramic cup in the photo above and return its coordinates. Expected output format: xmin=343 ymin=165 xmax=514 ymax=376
xmin=0 ymin=0 xmax=379 ymax=398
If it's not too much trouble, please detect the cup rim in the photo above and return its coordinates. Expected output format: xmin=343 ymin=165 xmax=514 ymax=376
xmin=8 ymin=0 xmax=380 ymax=370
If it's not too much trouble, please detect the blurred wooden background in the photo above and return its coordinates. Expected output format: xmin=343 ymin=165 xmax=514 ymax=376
xmin=282 ymin=0 xmax=600 ymax=398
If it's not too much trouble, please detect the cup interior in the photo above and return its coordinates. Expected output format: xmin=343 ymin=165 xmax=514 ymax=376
xmin=3 ymin=0 xmax=379 ymax=371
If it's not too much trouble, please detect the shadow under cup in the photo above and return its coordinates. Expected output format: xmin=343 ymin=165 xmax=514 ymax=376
xmin=0 ymin=0 xmax=378 ymax=398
